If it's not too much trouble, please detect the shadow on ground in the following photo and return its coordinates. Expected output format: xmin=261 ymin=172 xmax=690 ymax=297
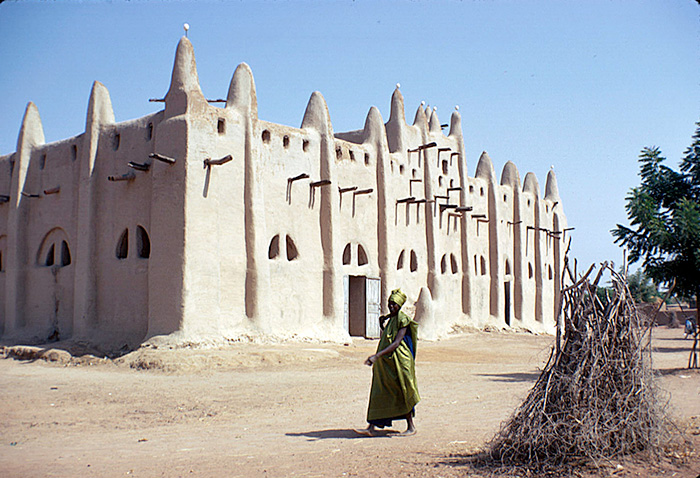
xmin=286 ymin=429 xmax=396 ymax=440
xmin=476 ymin=371 xmax=541 ymax=383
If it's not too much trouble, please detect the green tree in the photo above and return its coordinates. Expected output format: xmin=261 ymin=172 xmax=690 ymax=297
xmin=626 ymin=269 xmax=661 ymax=304
xmin=612 ymin=121 xmax=700 ymax=367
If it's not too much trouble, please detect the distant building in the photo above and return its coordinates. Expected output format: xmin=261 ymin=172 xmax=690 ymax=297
xmin=0 ymin=37 xmax=567 ymax=347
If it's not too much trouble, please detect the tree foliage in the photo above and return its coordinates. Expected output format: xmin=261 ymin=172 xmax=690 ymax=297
xmin=612 ymin=121 xmax=700 ymax=299
xmin=626 ymin=269 xmax=661 ymax=304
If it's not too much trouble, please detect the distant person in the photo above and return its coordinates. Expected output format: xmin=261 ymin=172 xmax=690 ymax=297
xmin=356 ymin=288 xmax=420 ymax=436
xmin=685 ymin=318 xmax=696 ymax=339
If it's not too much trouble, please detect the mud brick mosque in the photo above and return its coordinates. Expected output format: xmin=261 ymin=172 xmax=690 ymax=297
xmin=0 ymin=37 xmax=568 ymax=346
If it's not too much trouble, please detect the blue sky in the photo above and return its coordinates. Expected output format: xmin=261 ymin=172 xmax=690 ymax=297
xmin=0 ymin=0 xmax=698 ymax=273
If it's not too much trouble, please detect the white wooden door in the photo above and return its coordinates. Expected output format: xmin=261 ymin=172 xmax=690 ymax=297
xmin=365 ymin=277 xmax=381 ymax=338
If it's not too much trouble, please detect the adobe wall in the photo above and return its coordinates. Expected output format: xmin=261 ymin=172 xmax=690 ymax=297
xmin=0 ymin=37 xmax=568 ymax=347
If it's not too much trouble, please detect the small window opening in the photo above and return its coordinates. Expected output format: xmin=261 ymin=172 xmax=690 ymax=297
xmin=303 ymin=139 xmax=310 ymax=152
xmin=480 ymin=256 xmax=486 ymax=276
xmin=505 ymin=260 xmax=511 ymax=275
xmin=450 ymin=179 xmax=454 ymax=188
xmin=548 ymin=265 xmax=553 ymax=280
xmin=40 ymin=154 xmax=46 ymax=170
xmin=268 ymin=235 xmax=280 ymax=259
xmin=527 ymin=199 xmax=531 ymax=207
xmin=442 ymin=160 xmax=448 ymax=175
xmin=480 ymin=187 xmax=484 ymax=197
xmin=451 ymin=254 xmax=458 ymax=274
xmin=116 ymin=229 xmax=128 ymax=259
xmin=546 ymin=205 xmax=550 ymax=213
xmin=147 ymin=123 xmax=153 ymax=141
xmin=349 ymin=150 xmax=355 ymax=162
xmin=399 ymin=165 xmax=405 ymax=175
xmin=286 ymin=235 xmax=299 ymax=261
xmin=412 ymin=169 xmax=417 ymax=178
xmin=283 ymin=135 xmax=290 ymax=149
xmin=357 ymin=245 xmax=368 ymax=266
xmin=438 ymin=176 xmax=444 ymax=187
xmin=217 ymin=118 xmax=226 ymax=134
xmin=113 ymin=133 xmax=121 ymax=151
xmin=469 ymin=185 xmax=474 ymax=193
xmin=410 ymin=250 xmax=418 ymax=272
xmin=60 ymin=241 xmax=71 ymax=267
xmin=342 ymin=243 xmax=351 ymax=265
xmin=397 ymin=250 xmax=405 ymax=270
xmin=473 ymin=255 xmax=477 ymax=273
xmin=262 ymin=130 xmax=271 ymax=143
xmin=136 ymin=225 xmax=150 ymax=259
xmin=364 ymin=153 xmax=370 ymax=165
xmin=441 ymin=254 xmax=447 ymax=274
xmin=528 ymin=263 xmax=533 ymax=279
xmin=45 ymin=243 xmax=55 ymax=266
xmin=336 ymin=145 xmax=342 ymax=160
xmin=503 ymin=194 xmax=507 ymax=202
xmin=71 ymin=145 xmax=78 ymax=162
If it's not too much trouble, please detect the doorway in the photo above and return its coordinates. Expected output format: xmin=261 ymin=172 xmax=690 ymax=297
xmin=344 ymin=276 xmax=381 ymax=338
xmin=504 ymin=281 xmax=511 ymax=326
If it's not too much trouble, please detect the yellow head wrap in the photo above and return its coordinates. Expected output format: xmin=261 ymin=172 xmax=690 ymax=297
xmin=389 ymin=288 xmax=407 ymax=307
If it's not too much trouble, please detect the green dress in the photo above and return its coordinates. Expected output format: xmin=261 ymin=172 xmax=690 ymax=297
xmin=366 ymin=310 xmax=420 ymax=427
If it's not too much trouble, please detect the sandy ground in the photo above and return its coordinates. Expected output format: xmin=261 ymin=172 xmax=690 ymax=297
xmin=0 ymin=327 xmax=698 ymax=478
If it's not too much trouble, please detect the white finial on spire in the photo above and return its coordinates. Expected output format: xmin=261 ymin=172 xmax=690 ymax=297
xmin=421 ymin=101 xmax=425 ymax=106
xmin=396 ymin=83 xmax=401 ymax=89
xmin=184 ymin=23 xmax=190 ymax=37
xmin=433 ymin=106 xmax=437 ymax=111
xmin=455 ymin=105 xmax=459 ymax=111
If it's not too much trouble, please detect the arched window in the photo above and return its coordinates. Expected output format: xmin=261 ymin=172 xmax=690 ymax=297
xmin=36 ymin=228 xmax=72 ymax=268
xmin=286 ymin=235 xmax=299 ymax=261
xmin=357 ymin=244 xmax=368 ymax=266
xmin=548 ymin=265 xmax=553 ymax=280
xmin=342 ymin=243 xmax=351 ymax=265
xmin=410 ymin=250 xmax=418 ymax=272
xmin=45 ymin=244 xmax=55 ymax=266
xmin=268 ymin=235 xmax=280 ymax=259
xmin=450 ymin=254 xmax=458 ymax=274
xmin=480 ymin=256 xmax=487 ymax=276
xmin=397 ymin=250 xmax=405 ymax=270
xmin=440 ymin=254 xmax=447 ymax=274
xmin=136 ymin=226 xmax=150 ymax=259
xmin=505 ymin=259 xmax=511 ymax=275
xmin=528 ymin=263 xmax=533 ymax=279
xmin=116 ymin=229 xmax=129 ymax=259
xmin=60 ymin=240 xmax=71 ymax=266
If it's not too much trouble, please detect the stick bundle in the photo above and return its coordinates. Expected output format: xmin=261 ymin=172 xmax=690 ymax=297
xmin=486 ymin=263 xmax=670 ymax=470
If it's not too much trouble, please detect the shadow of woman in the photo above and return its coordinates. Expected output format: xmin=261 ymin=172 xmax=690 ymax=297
xmin=286 ymin=429 xmax=395 ymax=440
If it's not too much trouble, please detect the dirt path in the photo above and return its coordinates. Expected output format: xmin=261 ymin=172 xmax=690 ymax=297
xmin=0 ymin=328 xmax=698 ymax=477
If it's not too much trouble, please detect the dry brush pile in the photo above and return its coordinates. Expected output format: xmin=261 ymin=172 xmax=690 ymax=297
xmin=485 ymin=263 xmax=674 ymax=472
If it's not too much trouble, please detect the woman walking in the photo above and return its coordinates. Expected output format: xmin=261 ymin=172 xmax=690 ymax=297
xmin=357 ymin=288 xmax=420 ymax=436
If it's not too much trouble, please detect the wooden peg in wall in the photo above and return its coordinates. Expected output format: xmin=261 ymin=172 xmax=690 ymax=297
xmin=108 ymin=171 xmax=136 ymax=182
xmin=128 ymin=162 xmax=151 ymax=172
xmin=149 ymin=152 xmax=176 ymax=164
xmin=203 ymin=155 xmax=233 ymax=168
